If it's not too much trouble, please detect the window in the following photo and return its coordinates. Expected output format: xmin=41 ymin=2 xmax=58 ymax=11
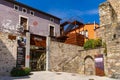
xmin=49 ymin=26 xmax=55 ymax=37
xmin=81 ymin=31 xmax=84 ymax=35
xmin=50 ymin=18 xmax=54 ymax=22
xmin=19 ymin=16 xmax=28 ymax=31
xmin=85 ymin=30 xmax=88 ymax=37
xmin=14 ymin=5 xmax=19 ymax=11
xmin=22 ymin=8 xmax=27 ymax=13
xmin=80 ymin=30 xmax=88 ymax=37
xmin=30 ymin=10 xmax=34 ymax=16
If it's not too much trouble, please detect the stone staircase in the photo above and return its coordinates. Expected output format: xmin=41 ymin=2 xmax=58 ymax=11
xmin=53 ymin=53 xmax=79 ymax=72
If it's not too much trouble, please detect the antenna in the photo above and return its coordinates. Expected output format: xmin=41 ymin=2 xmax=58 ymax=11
xmin=94 ymin=21 xmax=96 ymax=29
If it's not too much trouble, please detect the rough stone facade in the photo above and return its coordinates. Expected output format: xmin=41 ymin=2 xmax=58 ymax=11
xmin=49 ymin=40 xmax=105 ymax=76
xmin=49 ymin=41 xmax=83 ymax=72
xmin=99 ymin=0 xmax=120 ymax=77
xmin=0 ymin=32 xmax=17 ymax=75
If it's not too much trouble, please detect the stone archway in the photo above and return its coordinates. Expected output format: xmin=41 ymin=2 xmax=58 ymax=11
xmin=84 ymin=55 xmax=95 ymax=75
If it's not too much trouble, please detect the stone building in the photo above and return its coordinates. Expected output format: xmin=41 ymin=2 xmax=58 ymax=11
xmin=98 ymin=0 xmax=120 ymax=77
xmin=1 ymin=0 xmax=120 ymax=78
xmin=0 ymin=0 xmax=61 ymax=75
xmin=48 ymin=0 xmax=120 ymax=77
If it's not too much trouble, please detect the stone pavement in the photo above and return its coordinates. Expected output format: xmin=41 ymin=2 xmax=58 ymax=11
xmin=0 ymin=71 xmax=118 ymax=80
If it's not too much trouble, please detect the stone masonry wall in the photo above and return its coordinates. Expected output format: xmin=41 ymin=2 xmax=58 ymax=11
xmin=99 ymin=1 xmax=120 ymax=77
xmin=63 ymin=48 xmax=105 ymax=75
xmin=107 ymin=0 xmax=120 ymax=22
xmin=0 ymin=32 xmax=17 ymax=75
xmin=49 ymin=41 xmax=105 ymax=75
xmin=49 ymin=41 xmax=83 ymax=72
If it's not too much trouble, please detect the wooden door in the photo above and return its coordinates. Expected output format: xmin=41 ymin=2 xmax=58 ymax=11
xmin=95 ymin=54 xmax=105 ymax=76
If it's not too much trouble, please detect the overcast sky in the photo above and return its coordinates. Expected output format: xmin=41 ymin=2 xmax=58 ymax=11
xmin=16 ymin=0 xmax=106 ymax=24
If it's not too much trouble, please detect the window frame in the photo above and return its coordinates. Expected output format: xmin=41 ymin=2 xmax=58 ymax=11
xmin=30 ymin=10 xmax=34 ymax=16
xmin=85 ymin=30 xmax=88 ymax=37
xmin=48 ymin=24 xmax=55 ymax=37
xmin=50 ymin=18 xmax=54 ymax=22
xmin=19 ymin=15 xmax=29 ymax=31
xmin=22 ymin=8 xmax=27 ymax=13
xmin=14 ymin=5 xmax=19 ymax=11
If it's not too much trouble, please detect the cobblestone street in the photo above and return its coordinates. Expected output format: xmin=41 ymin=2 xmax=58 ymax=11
xmin=0 ymin=71 xmax=118 ymax=80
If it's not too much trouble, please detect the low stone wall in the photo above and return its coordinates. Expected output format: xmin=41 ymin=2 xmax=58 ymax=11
xmin=0 ymin=32 xmax=17 ymax=75
xmin=49 ymin=41 xmax=105 ymax=75
xmin=49 ymin=41 xmax=83 ymax=72
xmin=63 ymin=48 xmax=105 ymax=75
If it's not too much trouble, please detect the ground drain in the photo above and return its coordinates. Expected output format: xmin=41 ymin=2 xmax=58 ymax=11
xmin=89 ymin=79 xmax=94 ymax=80
xmin=56 ymin=72 xmax=62 ymax=75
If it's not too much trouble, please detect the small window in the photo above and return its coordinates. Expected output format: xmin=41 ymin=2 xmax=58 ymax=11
xmin=81 ymin=31 xmax=84 ymax=35
xmin=30 ymin=10 xmax=34 ymax=16
xmin=50 ymin=18 xmax=54 ymax=22
xmin=14 ymin=5 xmax=19 ymax=11
xmin=20 ymin=16 xmax=28 ymax=31
xmin=85 ymin=30 xmax=88 ymax=37
xmin=49 ymin=26 xmax=55 ymax=37
xmin=80 ymin=32 xmax=82 ymax=34
xmin=22 ymin=8 xmax=27 ymax=13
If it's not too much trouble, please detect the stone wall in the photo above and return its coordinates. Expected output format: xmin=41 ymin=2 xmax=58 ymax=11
xmin=0 ymin=32 xmax=17 ymax=75
xmin=49 ymin=41 xmax=83 ymax=72
xmin=107 ymin=0 xmax=120 ymax=22
xmin=49 ymin=41 xmax=105 ymax=75
xmin=99 ymin=0 xmax=120 ymax=77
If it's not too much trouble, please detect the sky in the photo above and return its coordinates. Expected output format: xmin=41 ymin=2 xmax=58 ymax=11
xmin=16 ymin=0 xmax=106 ymax=24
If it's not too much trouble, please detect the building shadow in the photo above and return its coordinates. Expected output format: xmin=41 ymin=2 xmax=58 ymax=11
xmin=0 ymin=33 xmax=30 ymax=79
xmin=0 ymin=75 xmax=31 ymax=80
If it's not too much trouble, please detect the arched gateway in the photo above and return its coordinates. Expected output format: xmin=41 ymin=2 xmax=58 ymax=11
xmin=84 ymin=56 xmax=95 ymax=75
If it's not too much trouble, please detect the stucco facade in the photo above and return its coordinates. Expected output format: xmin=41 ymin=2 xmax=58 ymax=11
xmin=0 ymin=0 xmax=61 ymax=75
xmin=0 ymin=0 xmax=60 ymax=37
xmin=67 ymin=23 xmax=99 ymax=41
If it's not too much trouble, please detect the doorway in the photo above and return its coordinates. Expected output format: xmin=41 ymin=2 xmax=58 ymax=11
xmin=30 ymin=49 xmax=46 ymax=71
xmin=19 ymin=16 xmax=28 ymax=31
xmin=95 ymin=54 xmax=105 ymax=76
xmin=49 ymin=26 xmax=55 ymax=37
xmin=84 ymin=56 xmax=95 ymax=75
xmin=30 ymin=34 xmax=46 ymax=71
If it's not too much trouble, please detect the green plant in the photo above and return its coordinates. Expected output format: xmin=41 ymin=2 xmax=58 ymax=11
xmin=84 ymin=39 xmax=95 ymax=50
xmin=24 ymin=67 xmax=31 ymax=75
xmin=94 ymin=38 xmax=102 ymax=47
xmin=103 ymin=42 xmax=107 ymax=55
xmin=10 ymin=67 xmax=31 ymax=77
xmin=84 ymin=38 xmax=102 ymax=50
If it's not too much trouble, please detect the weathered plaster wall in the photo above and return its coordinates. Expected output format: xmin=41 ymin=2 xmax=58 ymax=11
xmin=99 ymin=1 xmax=120 ymax=77
xmin=0 ymin=0 xmax=60 ymax=37
xmin=0 ymin=32 xmax=17 ymax=75
xmin=49 ymin=41 xmax=105 ymax=75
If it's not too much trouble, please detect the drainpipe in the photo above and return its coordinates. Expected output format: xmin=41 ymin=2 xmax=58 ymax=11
xmin=46 ymin=36 xmax=50 ymax=71
xmin=25 ymin=31 xmax=30 ymax=68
